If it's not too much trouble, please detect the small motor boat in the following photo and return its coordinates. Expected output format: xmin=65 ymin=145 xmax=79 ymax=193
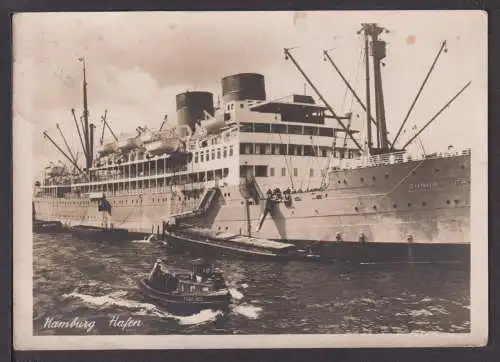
xmin=138 ymin=258 xmax=231 ymax=314
xmin=33 ymin=220 xmax=64 ymax=234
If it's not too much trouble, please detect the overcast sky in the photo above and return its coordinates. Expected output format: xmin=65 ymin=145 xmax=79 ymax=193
xmin=13 ymin=11 xmax=486 ymax=177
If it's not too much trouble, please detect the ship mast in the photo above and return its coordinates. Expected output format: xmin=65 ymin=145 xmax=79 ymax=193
xmin=359 ymin=23 xmax=390 ymax=153
xmin=79 ymin=56 xmax=94 ymax=170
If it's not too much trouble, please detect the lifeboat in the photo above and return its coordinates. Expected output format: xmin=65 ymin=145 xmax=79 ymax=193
xmin=144 ymin=137 xmax=182 ymax=156
xmin=116 ymin=137 xmax=139 ymax=152
xmin=97 ymin=141 xmax=117 ymax=156
xmin=137 ymin=128 xmax=156 ymax=146
xmin=138 ymin=258 xmax=231 ymax=315
xmin=46 ymin=165 xmax=66 ymax=177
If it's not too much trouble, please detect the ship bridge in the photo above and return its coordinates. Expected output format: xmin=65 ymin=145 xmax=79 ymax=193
xmin=249 ymin=94 xmax=328 ymax=125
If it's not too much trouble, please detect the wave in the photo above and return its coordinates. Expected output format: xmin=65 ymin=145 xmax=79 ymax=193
xmin=232 ymin=304 xmax=262 ymax=319
xmin=178 ymin=309 xmax=224 ymax=326
xmin=62 ymin=291 xmax=227 ymax=326
xmin=229 ymin=288 xmax=244 ymax=301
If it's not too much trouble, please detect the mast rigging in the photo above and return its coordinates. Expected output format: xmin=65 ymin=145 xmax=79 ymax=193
xmin=400 ymin=81 xmax=471 ymax=150
xmin=56 ymin=123 xmax=78 ymax=165
xmin=391 ymin=41 xmax=448 ymax=149
xmin=284 ymin=48 xmax=363 ymax=152
xmin=42 ymin=131 xmax=83 ymax=173
xmin=71 ymin=108 xmax=88 ymax=162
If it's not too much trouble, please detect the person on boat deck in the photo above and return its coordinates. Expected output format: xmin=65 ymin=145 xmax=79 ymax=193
xmin=148 ymin=260 xmax=164 ymax=288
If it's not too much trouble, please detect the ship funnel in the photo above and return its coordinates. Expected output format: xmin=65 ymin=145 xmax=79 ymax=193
xmin=221 ymin=73 xmax=266 ymax=103
xmin=176 ymin=91 xmax=215 ymax=137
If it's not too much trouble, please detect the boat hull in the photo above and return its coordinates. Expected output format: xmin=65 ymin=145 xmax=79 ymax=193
xmin=70 ymin=225 xmax=130 ymax=242
xmin=137 ymin=278 xmax=231 ymax=315
xmin=33 ymin=153 xmax=471 ymax=263
xmin=33 ymin=220 xmax=65 ymax=234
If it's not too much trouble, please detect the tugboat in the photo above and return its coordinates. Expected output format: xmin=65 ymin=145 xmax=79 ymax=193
xmin=138 ymin=258 xmax=232 ymax=314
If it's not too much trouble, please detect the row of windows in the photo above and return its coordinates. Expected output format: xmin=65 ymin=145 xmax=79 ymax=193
xmin=240 ymin=122 xmax=336 ymax=137
xmin=194 ymin=146 xmax=234 ymax=163
xmin=239 ymin=143 xmax=331 ymax=157
xmin=241 ymin=165 xmax=324 ymax=178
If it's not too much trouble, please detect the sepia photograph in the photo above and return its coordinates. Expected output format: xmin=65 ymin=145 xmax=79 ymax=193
xmin=13 ymin=10 xmax=488 ymax=349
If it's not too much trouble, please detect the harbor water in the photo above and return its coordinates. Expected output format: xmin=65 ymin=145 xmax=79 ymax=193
xmin=33 ymin=233 xmax=470 ymax=335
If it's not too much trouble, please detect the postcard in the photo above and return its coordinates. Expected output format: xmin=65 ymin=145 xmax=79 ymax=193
xmin=13 ymin=10 xmax=488 ymax=349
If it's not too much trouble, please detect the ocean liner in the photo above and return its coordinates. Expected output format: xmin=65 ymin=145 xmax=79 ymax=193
xmin=33 ymin=23 xmax=471 ymax=261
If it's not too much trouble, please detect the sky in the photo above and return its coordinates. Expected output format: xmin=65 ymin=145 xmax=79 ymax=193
xmin=12 ymin=11 xmax=487 ymax=178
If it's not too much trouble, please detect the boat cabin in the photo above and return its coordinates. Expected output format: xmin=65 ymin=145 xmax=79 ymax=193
xmin=147 ymin=258 xmax=226 ymax=293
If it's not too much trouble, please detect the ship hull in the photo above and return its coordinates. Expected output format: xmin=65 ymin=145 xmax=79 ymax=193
xmin=33 ymin=154 xmax=471 ymax=263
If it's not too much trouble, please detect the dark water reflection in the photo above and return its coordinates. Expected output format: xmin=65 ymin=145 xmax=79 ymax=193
xmin=33 ymin=233 xmax=470 ymax=335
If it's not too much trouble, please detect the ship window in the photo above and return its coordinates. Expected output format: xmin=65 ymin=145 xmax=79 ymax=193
xmin=240 ymin=122 xmax=253 ymax=132
xmin=373 ymin=205 xmax=377 ymax=210
xmin=310 ymin=169 xmax=314 ymax=177
xmin=412 ymin=170 xmax=417 ymax=175
xmin=318 ymin=128 xmax=334 ymax=137
xmin=372 ymin=176 xmax=376 ymax=181
xmin=217 ymin=148 xmax=221 ymax=159
xmin=255 ymin=166 xmax=268 ymax=177
xmin=223 ymin=148 xmax=227 ymax=158
xmin=446 ymin=200 xmax=450 ymax=204
xmin=270 ymin=167 xmax=275 ymax=177
xmin=360 ymin=177 xmax=364 ymax=182
xmin=240 ymin=104 xmax=244 ymax=108
xmin=288 ymin=125 xmax=302 ymax=135
xmin=271 ymin=124 xmax=286 ymax=134
xmin=393 ymin=203 xmax=397 ymax=208
xmin=461 ymin=165 xmax=465 ymax=170
xmin=385 ymin=174 xmax=389 ymax=179
xmin=293 ymin=168 xmax=298 ymax=177
xmin=422 ymin=201 xmax=426 ymax=206
xmin=254 ymin=123 xmax=270 ymax=133
xmin=408 ymin=202 xmax=412 ymax=207
xmin=281 ymin=168 xmax=286 ymax=177
xmin=337 ymin=180 xmax=341 ymax=184
xmin=435 ymin=168 xmax=440 ymax=173
xmin=211 ymin=150 xmax=215 ymax=159
xmin=200 ymin=153 xmax=204 ymax=162
xmin=194 ymin=152 xmax=199 ymax=163
xmin=229 ymin=146 xmax=234 ymax=157
xmin=354 ymin=206 xmax=359 ymax=212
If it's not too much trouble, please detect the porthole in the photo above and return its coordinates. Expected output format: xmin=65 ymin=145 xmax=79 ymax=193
xmin=393 ymin=204 xmax=397 ymax=208
xmin=385 ymin=174 xmax=389 ymax=179
xmin=372 ymin=176 xmax=376 ymax=181
xmin=354 ymin=206 xmax=359 ymax=212
xmin=360 ymin=177 xmax=364 ymax=182
xmin=337 ymin=180 xmax=341 ymax=184
xmin=435 ymin=168 xmax=440 ymax=173
xmin=343 ymin=180 xmax=347 ymax=184
xmin=228 ymin=193 xmax=231 ymax=197
xmin=454 ymin=199 xmax=460 ymax=204
xmin=408 ymin=202 xmax=412 ymax=207
xmin=373 ymin=205 xmax=377 ymax=210
xmin=446 ymin=200 xmax=451 ymax=204
xmin=422 ymin=201 xmax=426 ymax=206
